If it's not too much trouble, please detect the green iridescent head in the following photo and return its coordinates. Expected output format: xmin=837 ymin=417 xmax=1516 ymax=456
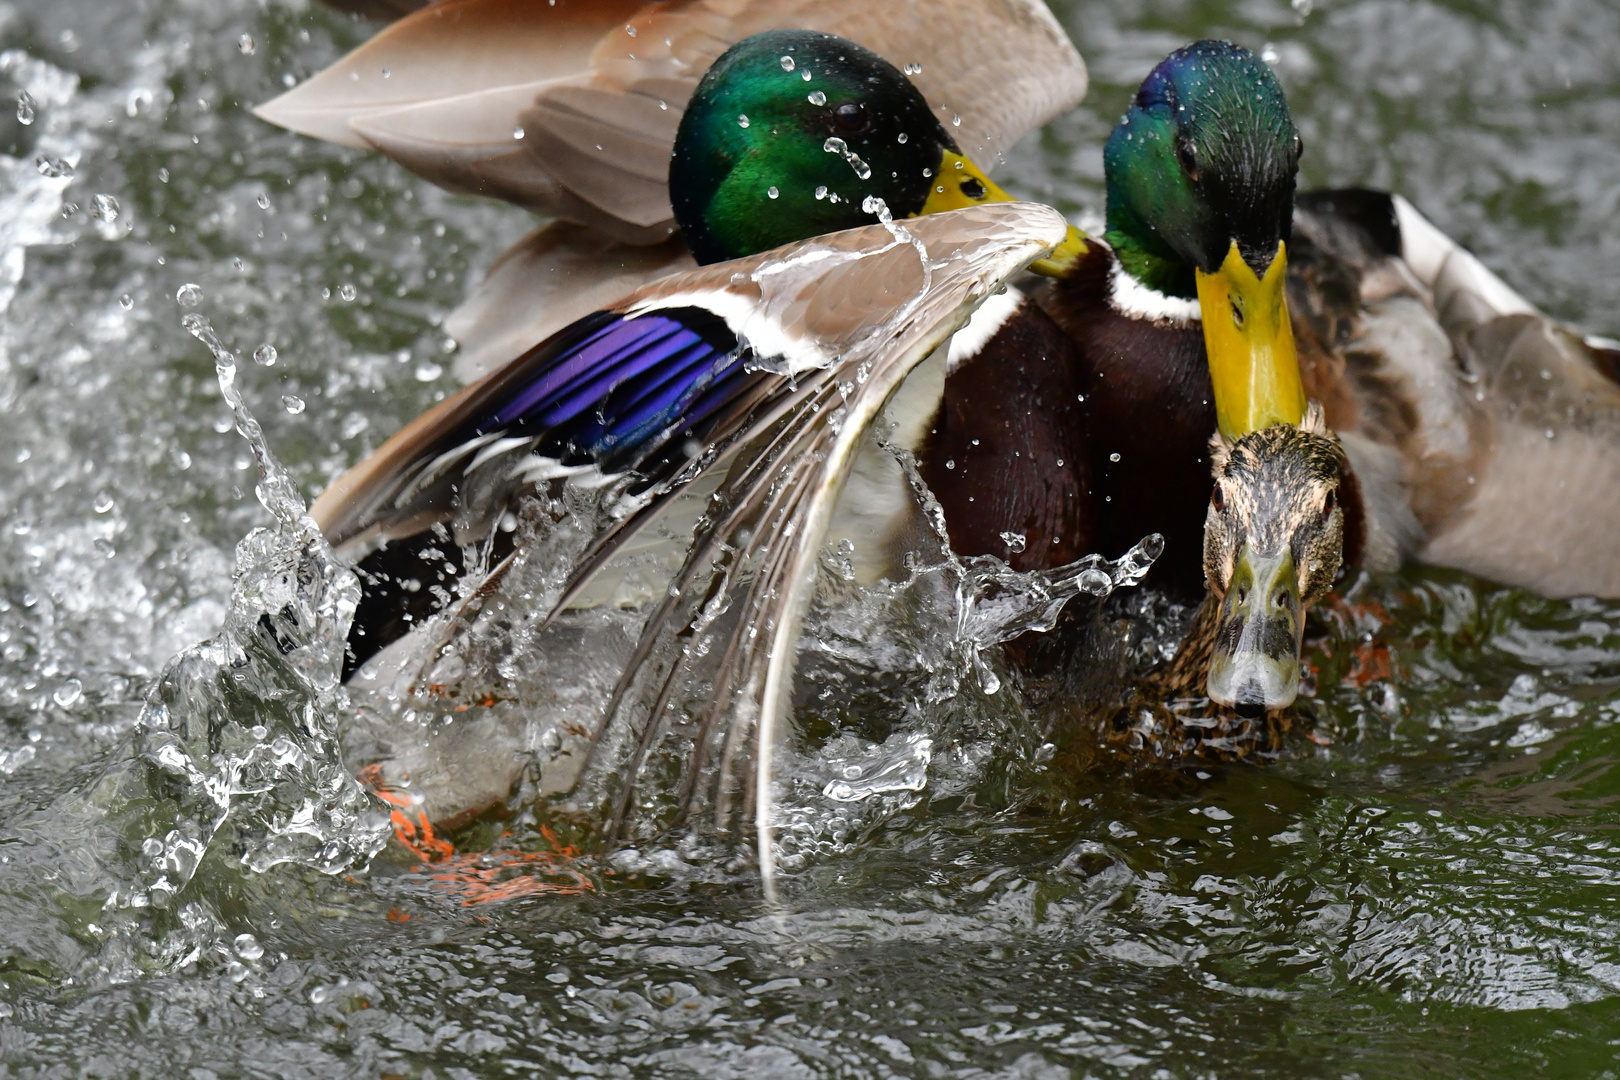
xmin=671 ymin=31 xmax=1006 ymax=264
xmin=1104 ymin=40 xmax=1302 ymax=298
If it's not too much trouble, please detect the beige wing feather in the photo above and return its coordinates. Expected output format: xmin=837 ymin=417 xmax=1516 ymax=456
xmin=447 ymin=223 xmax=696 ymax=384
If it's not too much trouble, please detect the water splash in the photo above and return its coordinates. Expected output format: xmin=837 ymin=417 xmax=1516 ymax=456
xmin=823 ymin=136 xmax=873 ymax=180
xmin=0 ymin=311 xmax=388 ymax=982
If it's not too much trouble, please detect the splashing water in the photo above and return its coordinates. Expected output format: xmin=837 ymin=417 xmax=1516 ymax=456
xmin=823 ymin=135 xmax=873 ymax=180
xmin=0 ymin=302 xmax=388 ymax=984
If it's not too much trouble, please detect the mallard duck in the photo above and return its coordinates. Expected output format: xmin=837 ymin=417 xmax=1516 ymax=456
xmin=257 ymin=0 xmax=1086 ymax=377
xmin=318 ymin=29 xmax=1094 ymax=669
xmin=1004 ymin=40 xmax=1620 ymax=715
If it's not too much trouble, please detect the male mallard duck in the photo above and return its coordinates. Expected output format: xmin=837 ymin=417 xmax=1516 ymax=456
xmin=257 ymin=0 xmax=1087 ymax=376
xmin=320 ymin=29 xmax=1093 ymax=673
xmin=1000 ymin=40 xmax=1620 ymax=716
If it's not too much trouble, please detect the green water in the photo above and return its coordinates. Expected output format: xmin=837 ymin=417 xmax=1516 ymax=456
xmin=2 ymin=0 xmax=1620 ymax=1076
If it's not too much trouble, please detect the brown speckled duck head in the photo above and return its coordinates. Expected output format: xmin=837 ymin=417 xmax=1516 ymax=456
xmin=1202 ymin=405 xmax=1346 ymax=715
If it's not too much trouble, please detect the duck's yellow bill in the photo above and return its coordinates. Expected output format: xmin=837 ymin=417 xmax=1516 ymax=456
xmin=915 ymin=151 xmax=1088 ymax=277
xmin=1196 ymin=241 xmax=1306 ymax=441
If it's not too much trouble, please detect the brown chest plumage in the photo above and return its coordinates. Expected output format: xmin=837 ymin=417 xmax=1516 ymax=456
xmin=918 ymin=300 xmax=1099 ymax=571
xmin=914 ymin=248 xmax=1222 ymax=598
xmin=1041 ymin=249 xmax=1218 ymax=598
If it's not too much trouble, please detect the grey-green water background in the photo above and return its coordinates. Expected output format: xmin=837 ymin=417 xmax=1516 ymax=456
xmin=3 ymin=0 xmax=1620 ymax=1076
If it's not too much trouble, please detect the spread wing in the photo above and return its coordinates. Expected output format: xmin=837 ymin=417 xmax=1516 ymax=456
xmin=257 ymin=0 xmax=1087 ymax=242
xmin=311 ymin=203 xmax=1071 ymax=882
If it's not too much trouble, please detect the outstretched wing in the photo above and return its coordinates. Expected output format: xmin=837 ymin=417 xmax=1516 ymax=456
xmin=313 ymin=204 xmax=1070 ymax=876
xmin=257 ymin=0 xmax=1087 ymax=242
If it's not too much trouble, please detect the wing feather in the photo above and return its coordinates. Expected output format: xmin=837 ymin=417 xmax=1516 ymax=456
xmin=320 ymin=204 xmax=1068 ymax=864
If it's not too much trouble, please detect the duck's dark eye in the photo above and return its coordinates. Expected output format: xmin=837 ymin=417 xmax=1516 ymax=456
xmin=834 ymin=103 xmax=868 ymax=132
xmin=1211 ymin=485 xmax=1225 ymax=512
xmin=1320 ymin=489 xmax=1335 ymax=522
xmin=960 ymin=176 xmax=985 ymax=200
xmin=1175 ymin=137 xmax=1200 ymax=181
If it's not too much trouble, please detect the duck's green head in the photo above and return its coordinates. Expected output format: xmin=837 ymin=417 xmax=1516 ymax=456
xmin=670 ymin=29 xmax=1085 ymax=272
xmin=1105 ymin=40 xmax=1306 ymax=442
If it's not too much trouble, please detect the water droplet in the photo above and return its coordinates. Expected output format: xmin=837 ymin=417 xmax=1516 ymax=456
xmin=1291 ymin=0 xmax=1313 ymax=14
xmin=415 ymin=361 xmax=443 ymax=382
xmin=767 ymin=186 xmax=779 ymax=200
xmin=945 ymin=459 xmax=955 ymax=470
xmin=625 ymin=23 xmax=636 ymax=36
xmin=53 ymin=678 xmax=82 ymax=708
xmin=736 ymin=114 xmax=749 ymax=128
xmin=93 ymin=538 xmax=115 ymax=559
xmin=158 ymin=167 xmax=169 ymax=183
xmin=90 ymin=194 xmax=119 ymax=222
xmin=256 ymin=192 xmax=271 ymax=210
xmin=904 ymin=62 xmax=922 ymax=75
xmin=1109 ymin=452 xmax=1121 ymax=462
xmin=34 ymin=155 xmax=73 ymax=179
xmin=381 ymin=67 xmax=390 ymax=79
xmin=952 ymin=114 xmax=961 ymax=127
xmin=807 ymin=90 xmax=827 ymax=106
xmin=118 ymin=293 xmax=133 ymax=310
xmin=15 ymin=91 xmax=34 ymax=125
xmin=823 ymin=137 xmax=872 ymax=179
xmin=780 ymin=55 xmax=795 ymax=72
xmin=233 ymin=934 xmax=264 ymax=960
xmin=1078 ymin=568 xmax=1113 ymax=595
xmin=897 ymin=132 xmax=908 ymax=144
xmin=339 ymin=283 xmax=357 ymax=302
xmin=253 ymin=344 xmax=277 ymax=367
xmin=999 ymin=531 xmax=1027 ymax=553
xmin=281 ymin=395 xmax=305 ymax=414
xmin=237 ymin=32 xmax=255 ymax=55
xmin=512 ymin=126 xmax=524 ymax=140
xmin=814 ymin=185 xmax=828 ymax=200
xmin=175 ymin=283 xmax=203 ymax=307
xmin=93 ymin=491 xmax=114 ymax=513
xmin=802 ymin=70 xmax=812 ymax=82
xmin=1261 ymin=43 xmax=1280 ymax=65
